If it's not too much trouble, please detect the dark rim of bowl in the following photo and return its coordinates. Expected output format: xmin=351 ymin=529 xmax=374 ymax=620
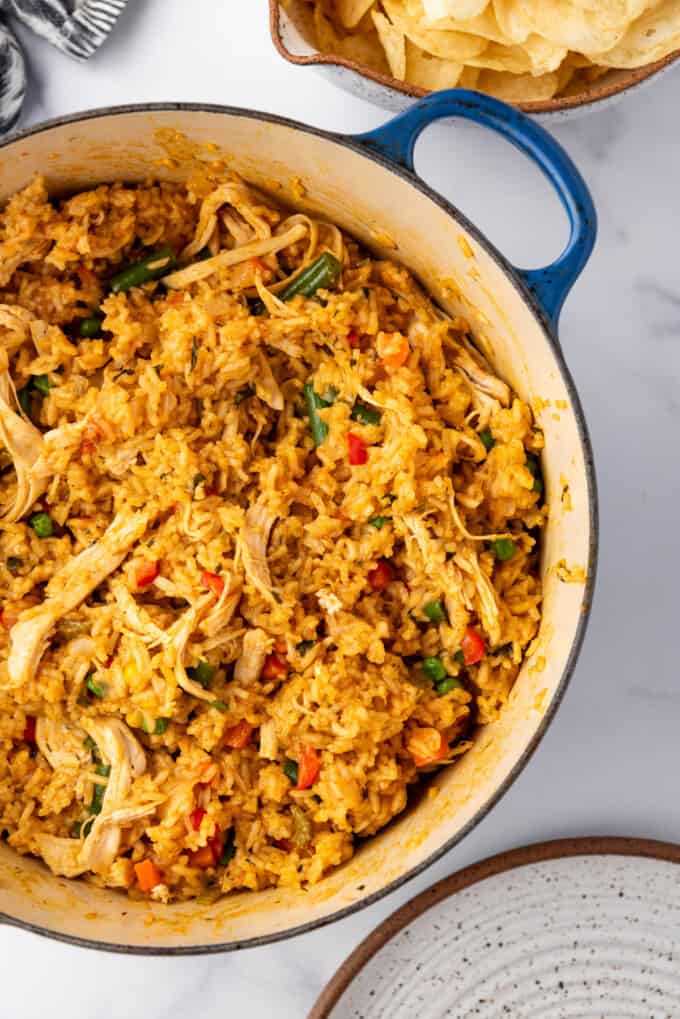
xmin=269 ymin=0 xmax=680 ymax=116
xmin=0 ymin=101 xmax=598 ymax=954
xmin=308 ymin=835 xmax=680 ymax=1018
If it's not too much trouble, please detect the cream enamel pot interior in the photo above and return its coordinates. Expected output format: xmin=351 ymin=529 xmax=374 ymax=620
xmin=0 ymin=94 xmax=597 ymax=953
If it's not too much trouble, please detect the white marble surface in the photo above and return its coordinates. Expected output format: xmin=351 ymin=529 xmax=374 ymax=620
xmin=2 ymin=3 xmax=680 ymax=1016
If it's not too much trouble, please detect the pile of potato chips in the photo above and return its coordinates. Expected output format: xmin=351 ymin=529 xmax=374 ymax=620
xmin=284 ymin=0 xmax=680 ymax=102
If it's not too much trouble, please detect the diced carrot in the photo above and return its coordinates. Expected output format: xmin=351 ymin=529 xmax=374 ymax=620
xmin=189 ymin=807 xmax=206 ymax=831
xmin=188 ymin=845 xmax=215 ymax=869
xmin=412 ymin=732 xmax=450 ymax=768
xmin=274 ymin=641 xmax=287 ymax=654
xmin=461 ymin=625 xmax=486 ymax=665
xmin=136 ymin=560 xmax=159 ymax=589
xmin=296 ymin=746 xmax=320 ymax=790
xmin=201 ymin=570 xmax=224 ymax=597
xmin=224 ymin=720 xmax=253 ymax=750
xmin=368 ymin=559 xmax=393 ymax=592
xmin=23 ymin=716 xmax=36 ymax=744
xmin=377 ymin=331 xmax=410 ymax=368
xmin=348 ymin=432 xmax=368 ymax=466
xmin=262 ymin=653 xmax=287 ymax=682
xmin=135 ymin=859 xmax=162 ymax=891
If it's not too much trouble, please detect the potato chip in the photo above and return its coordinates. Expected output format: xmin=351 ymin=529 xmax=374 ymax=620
xmin=336 ymin=0 xmax=377 ymax=28
xmin=493 ymin=0 xmax=632 ymax=53
xmin=476 ymin=68 xmax=561 ymax=100
xmin=590 ymin=0 xmax=680 ymax=68
xmin=404 ymin=37 xmax=463 ymax=86
xmin=421 ymin=0 xmax=489 ymax=21
xmin=291 ymin=0 xmax=680 ymax=104
xmin=382 ymin=0 xmax=488 ymax=58
xmin=372 ymin=9 xmax=407 ymax=76
xmin=466 ymin=34 xmax=567 ymax=73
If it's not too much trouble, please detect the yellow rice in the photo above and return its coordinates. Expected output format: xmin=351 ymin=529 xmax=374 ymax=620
xmin=0 ymin=169 xmax=544 ymax=902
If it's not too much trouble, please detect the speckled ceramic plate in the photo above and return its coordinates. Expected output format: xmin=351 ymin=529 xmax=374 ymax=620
xmin=310 ymin=838 xmax=680 ymax=1019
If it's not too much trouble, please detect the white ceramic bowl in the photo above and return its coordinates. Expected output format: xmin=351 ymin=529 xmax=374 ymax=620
xmin=0 ymin=95 xmax=597 ymax=952
xmin=270 ymin=0 xmax=680 ymax=122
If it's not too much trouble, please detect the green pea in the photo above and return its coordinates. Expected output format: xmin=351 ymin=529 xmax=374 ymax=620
xmin=86 ymin=673 xmax=106 ymax=698
xmin=492 ymin=538 xmax=517 ymax=561
xmin=368 ymin=516 xmax=391 ymax=530
xmin=479 ymin=428 xmax=495 ymax=451
xmin=421 ymin=657 xmax=447 ymax=682
xmin=283 ymin=758 xmax=299 ymax=785
xmin=435 ymin=676 xmax=465 ymax=697
xmin=28 ymin=512 xmax=53 ymax=538
xmin=423 ymin=599 xmax=446 ymax=623
xmin=187 ymin=661 xmax=217 ymax=688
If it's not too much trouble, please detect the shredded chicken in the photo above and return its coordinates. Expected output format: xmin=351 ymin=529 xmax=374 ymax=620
xmin=163 ymin=222 xmax=307 ymax=289
xmin=450 ymin=337 xmax=510 ymax=407
xmin=317 ymin=588 xmax=343 ymax=616
xmin=254 ymin=351 xmax=284 ymax=410
xmin=456 ymin=547 xmax=502 ymax=645
xmin=35 ymin=717 xmax=91 ymax=771
xmin=111 ymin=579 xmax=170 ymax=648
xmin=402 ymin=512 xmax=447 ymax=576
xmin=258 ymin=719 xmax=279 ymax=760
xmin=200 ymin=573 xmax=242 ymax=638
xmin=179 ymin=182 xmax=272 ymax=263
xmin=233 ymin=628 xmax=271 ymax=685
xmin=0 ymin=349 xmax=51 ymax=522
xmin=161 ymin=595 xmax=216 ymax=703
xmin=240 ymin=497 xmax=278 ymax=601
xmin=6 ymin=509 xmax=151 ymax=687
xmin=36 ymin=717 xmax=162 ymax=879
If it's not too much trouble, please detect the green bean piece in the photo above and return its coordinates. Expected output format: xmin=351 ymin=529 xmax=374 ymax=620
xmin=86 ymin=673 xmax=106 ymax=698
xmin=17 ymin=386 xmax=32 ymax=417
xmin=453 ymin=650 xmax=465 ymax=667
xmin=6 ymin=556 xmax=23 ymax=574
xmin=32 ymin=374 xmax=52 ymax=397
xmin=479 ymin=428 xmax=495 ymax=451
xmin=279 ymin=252 xmax=342 ymax=302
xmin=492 ymin=538 xmax=517 ymax=561
xmin=187 ymin=661 xmax=217 ymax=689
xmin=210 ymin=700 xmax=228 ymax=712
xmin=219 ymin=827 xmax=236 ymax=865
xmin=142 ymin=717 xmax=170 ymax=735
xmin=89 ymin=782 xmax=106 ymax=816
xmin=423 ymin=599 xmax=446 ymax=623
xmin=421 ymin=657 xmax=447 ymax=683
xmin=110 ymin=246 xmax=176 ymax=294
xmin=368 ymin=515 xmax=391 ymax=530
xmin=28 ymin=512 xmax=53 ymax=538
xmin=79 ymin=314 xmax=104 ymax=338
xmin=303 ymin=383 xmax=330 ymax=446
xmin=295 ymin=640 xmax=315 ymax=657
xmin=283 ymin=758 xmax=299 ymax=785
xmin=525 ymin=453 xmax=544 ymax=494
xmin=350 ymin=401 xmax=381 ymax=427
xmin=435 ymin=676 xmax=465 ymax=697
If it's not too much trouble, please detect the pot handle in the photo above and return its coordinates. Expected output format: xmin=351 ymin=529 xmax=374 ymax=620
xmin=351 ymin=89 xmax=596 ymax=329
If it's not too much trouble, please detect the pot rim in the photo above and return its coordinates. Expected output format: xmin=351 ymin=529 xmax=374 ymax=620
xmin=269 ymin=0 xmax=680 ymax=116
xmin=0 ymin=102 xmax=598 ymax=954
xmin=309 ymin=835 xmax=680 ymax=1018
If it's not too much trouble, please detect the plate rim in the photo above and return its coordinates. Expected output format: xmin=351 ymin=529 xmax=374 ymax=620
xmin=308 ymin=835 xmax=680 ymax=1019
